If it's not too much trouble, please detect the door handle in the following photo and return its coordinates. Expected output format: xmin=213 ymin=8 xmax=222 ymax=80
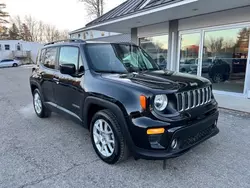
xmin=53 ymin=77 xmax=60 ymax=84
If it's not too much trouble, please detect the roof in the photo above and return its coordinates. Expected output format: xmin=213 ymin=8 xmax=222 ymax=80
xmin=42 ymin=39 xmax=134 ymax=48
xmin=86 ymin=0 xmax=183 ymax=27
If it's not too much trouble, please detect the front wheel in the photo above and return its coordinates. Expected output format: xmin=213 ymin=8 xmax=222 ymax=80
xmin=33 ymin=89 xmax=51 ymax=118
xmin=13 ymin=63 xmax=18 ymax=67
xmin=90 ymin=110 xmax=129 ymax=164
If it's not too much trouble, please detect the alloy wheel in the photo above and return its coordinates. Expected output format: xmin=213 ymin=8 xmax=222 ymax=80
xmin=34 ymin=93 xmax=42 ymax=114
xmin=93 ymin=119 xmax=115 ymax=157
xmin=213 ymin=73 xmax=223 ymax=83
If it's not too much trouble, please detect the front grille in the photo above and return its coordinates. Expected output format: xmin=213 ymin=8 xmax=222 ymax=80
xmin=176 ymin=86 xmax=212 ymax=112
xmin=181 ymin=125 xmax=214 ymax=149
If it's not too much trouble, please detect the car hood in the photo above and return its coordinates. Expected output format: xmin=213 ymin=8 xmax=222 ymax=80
xmin=101 ymin=70 xmax=211 ymax=92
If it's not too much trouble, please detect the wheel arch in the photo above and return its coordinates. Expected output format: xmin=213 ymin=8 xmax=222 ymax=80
xmin=30 ymin=80 xmax=45 ymax=102
xmin=30 ymin=81 xmax=41 ymax=93
xmin=83 ymin=96 xmax=128 ymax=129
xmin=83 ymin=96 xmax=134 ymax=151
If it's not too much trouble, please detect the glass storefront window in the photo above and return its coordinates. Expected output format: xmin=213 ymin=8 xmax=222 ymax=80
xmin=140 ymin=35 xmax=168 ymax=69
xmin=202 ymin=27 xmax=249 ymax=93
xmin=179 ymin=33 xmax=200 ymax=75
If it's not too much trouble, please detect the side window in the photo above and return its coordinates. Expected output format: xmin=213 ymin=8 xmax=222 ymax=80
xmin=39 ymin=49 xmax=45 ymax=63
xmin=0 ymin=44 xmax=2 ymax=51
xmin=5 ymin=45 xmax=10 ymax=50
xmin=43 ymin=48 xmax=57 ymax=69
xmin=59 ymin=46 xmax=79 ymax=69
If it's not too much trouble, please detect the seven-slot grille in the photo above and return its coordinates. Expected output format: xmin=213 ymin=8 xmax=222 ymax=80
xmin=176 ymin=86 xmax=212 ymax=112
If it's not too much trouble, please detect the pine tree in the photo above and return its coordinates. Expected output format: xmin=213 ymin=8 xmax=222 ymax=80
xmin=0 ymin=3 xmax=9 ymax=39
xmin=21 ymin=23 xmax=32 ymax=41
xmin=235 ymin=27 xmax=250 ymax=52
xmin=0 ymin=25 xmax=8 ymax=39
xmin=9 ymin=23 xmax=20 ymax=40
xmin=0 ymin=3 xmax=9 ymax=24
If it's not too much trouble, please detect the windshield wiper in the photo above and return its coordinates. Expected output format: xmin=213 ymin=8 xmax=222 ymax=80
xmin=95 ymin=70 xmax=127 ymax=74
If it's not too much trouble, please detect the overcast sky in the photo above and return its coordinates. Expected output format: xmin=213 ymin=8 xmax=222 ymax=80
xmin=3 ymin=0 xmax=125 ymax=31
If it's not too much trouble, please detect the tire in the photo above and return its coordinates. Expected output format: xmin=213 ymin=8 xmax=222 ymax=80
xmin=211 ymin=73 xmax=224 ymax=83
xmin=13 ymin=63 xmax=18 ymax=67
xmin=180 ymin=68 xmax=186 ymax=73
xmin=90 ymin=109 xmax=129 ymax=164
xmin=33 ymin=89 xmax=51 ymax=118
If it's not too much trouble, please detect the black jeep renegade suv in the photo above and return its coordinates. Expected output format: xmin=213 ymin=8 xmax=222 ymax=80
xmin=30 ymin=39 xmax=219 ymax=164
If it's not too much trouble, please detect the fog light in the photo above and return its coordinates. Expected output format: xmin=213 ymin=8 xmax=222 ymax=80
xmin=171 ymin=139 xmax=178 ymax=149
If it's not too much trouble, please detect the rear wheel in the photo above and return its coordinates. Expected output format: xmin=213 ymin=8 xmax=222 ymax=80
xmin=90 ymin=110 xmax=129 ymax=164
xmin=33 ymin=89 xmax=51 ymax=118
xmin=211 ymin=73 xmax=224 ymax=83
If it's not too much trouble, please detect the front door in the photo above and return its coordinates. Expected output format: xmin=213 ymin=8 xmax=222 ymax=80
xmin=40 ymin=47 xmax=57 ymax=104
xmin=54 ymin=46 xmax=84 ymax=118
xmin=178 ymin=32 xmax=202 ymax=76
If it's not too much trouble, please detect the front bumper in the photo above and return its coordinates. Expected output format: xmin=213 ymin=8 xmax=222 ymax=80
xmin=128 ymin=110 xmax=219 ymax=160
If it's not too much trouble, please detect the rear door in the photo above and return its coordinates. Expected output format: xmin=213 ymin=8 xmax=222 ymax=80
xmin=53 ymin=45 xmax=84 ymax=118
xmin=39 ymin=47 xmax=58 ymax=104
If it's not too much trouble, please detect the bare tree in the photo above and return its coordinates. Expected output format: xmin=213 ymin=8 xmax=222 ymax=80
xmin=9 ymin=15 xmax=69 ymax=43
xmin=206 ymin=37 xmax=224 ymax=55
xmin=0 ymin=3 xmax=9 ymax=24
xmin=223 ymin=38 xmax=235 ymax=52
xmin=79 ymin=0 xmax=105 ymax=18
xmin=37 ymin=20 xmax=45 ymax=42
xmin=10 ymin=16 xmax=22 ymax=30
xmin=24 ymin=15 xmax=38 ymax=41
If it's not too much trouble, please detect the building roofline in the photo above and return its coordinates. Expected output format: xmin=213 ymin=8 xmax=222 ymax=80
xmin=69 ymin=0 xmax=198 ymax=34
xmin=69 ymin=27 xmax=91 ymax=35
xmin=85 ymin=0 xmax=197 ymax=28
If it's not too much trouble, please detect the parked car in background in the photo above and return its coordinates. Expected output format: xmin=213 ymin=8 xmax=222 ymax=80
xmin=180 ymin=58 xmax=230 ymax=83
xmin=0 ymin=59 xmax=21 ymax=68
xmin=30 ymin=39 xmax=219 ymax=164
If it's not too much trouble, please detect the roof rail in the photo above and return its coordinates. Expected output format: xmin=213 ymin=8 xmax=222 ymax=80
xmin=44 ymin=39 xmax=85 ymax=46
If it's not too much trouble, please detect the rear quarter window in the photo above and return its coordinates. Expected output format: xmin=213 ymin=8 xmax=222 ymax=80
xmin=42 ymin=47 xmax=57 ymax=69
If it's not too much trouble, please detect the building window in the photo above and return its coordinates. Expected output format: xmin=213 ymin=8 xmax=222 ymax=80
xmin=0 ymin=44 xmax=2 ymax=51
xmin=179 ymin=33 xmax=201 ymax=75
xmin=4 ymin=44 xmax=10 ymax=50
xmin=202 ymin=27 xmax=249 ymax=93
xmin=16 ymin=44 xmax=22 ymax=51
xmin=140 ymin=34 xmax=168 ymax=69
xmin=78 ymin=33 xmax=81 ymax=38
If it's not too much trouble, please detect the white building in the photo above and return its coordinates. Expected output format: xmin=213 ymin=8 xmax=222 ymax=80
xmin=69 ymin=28 xmax=132 ymax=43
xmin=0 ymin=40 xmax=42 ymax=63
xmin=73 ymin=0 xmax=250 ymax=101
xmin=69 ymin=28 xmax=119 ymax=40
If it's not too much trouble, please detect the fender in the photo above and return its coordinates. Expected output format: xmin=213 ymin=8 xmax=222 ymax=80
xmin=83 ymin=96 xmax=135 ymax=150
xmin=30 ymin=80 xmax=43 ymax=98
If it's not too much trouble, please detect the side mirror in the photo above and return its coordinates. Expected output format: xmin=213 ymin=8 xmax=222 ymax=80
xmin=60 ymin=64 xmax=76 ymax=75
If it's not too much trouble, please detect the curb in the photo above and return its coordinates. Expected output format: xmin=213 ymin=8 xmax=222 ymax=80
xmin=218 ymin=107 xmax=250 ymax=115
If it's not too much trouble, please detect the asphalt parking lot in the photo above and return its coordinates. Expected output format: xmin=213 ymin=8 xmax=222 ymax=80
xmin=0 ymin=66 xmax=250 ymax=188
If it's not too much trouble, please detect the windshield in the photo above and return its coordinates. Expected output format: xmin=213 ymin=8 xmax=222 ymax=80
xmin=85 ymin=43 xmax=160 ymax=73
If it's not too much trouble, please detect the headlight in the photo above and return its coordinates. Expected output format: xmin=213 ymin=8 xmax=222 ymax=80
xmin=154 ymin=95 xmax=168 ymax=111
